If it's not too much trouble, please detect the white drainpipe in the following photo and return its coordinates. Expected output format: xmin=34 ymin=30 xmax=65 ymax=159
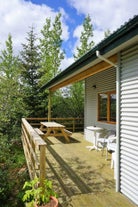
xmin=96 ymin=50 xmax=117 ymax=67
xmin=96 ymin=50 xmax=120 ymax=192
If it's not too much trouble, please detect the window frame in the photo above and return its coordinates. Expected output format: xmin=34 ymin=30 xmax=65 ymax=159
xmin=98 ymin=90 xmax=116 ymax=124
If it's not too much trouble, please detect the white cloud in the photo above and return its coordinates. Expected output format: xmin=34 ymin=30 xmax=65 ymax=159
xmin=68 ymin=0 xmax=137 ymax=52
xmin=73 ymin=25 xmax=82 ymax=39
xmin=68 ymin=0 xmax=137 ymax=31
xmin=0 ymin=0 xmax=69 ymax=54
xmin=60 ymin=55 xmax=74 ymax=70
xmin=93 ymin=30 xmax=105 ymax=45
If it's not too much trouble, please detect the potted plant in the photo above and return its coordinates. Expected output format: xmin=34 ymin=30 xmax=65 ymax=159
xmin=22 ymin=177 xmax=58 ymax=207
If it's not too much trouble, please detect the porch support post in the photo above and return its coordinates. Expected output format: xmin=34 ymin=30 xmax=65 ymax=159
xmin=48 ymin=90 xmax=52 ymax=121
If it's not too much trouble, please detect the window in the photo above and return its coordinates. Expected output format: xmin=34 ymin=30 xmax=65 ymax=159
xmin=98 ymin=91 xmax=116 ymax=123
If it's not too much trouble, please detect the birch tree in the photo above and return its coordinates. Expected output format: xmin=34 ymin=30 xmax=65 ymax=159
xmin=39 ymin=13 xmax=64 ymax=86
xmin=68 ymin=15 xmax=94 ymax=117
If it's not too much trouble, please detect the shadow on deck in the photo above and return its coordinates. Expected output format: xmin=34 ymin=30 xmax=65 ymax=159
xmin=44 ymin=133 xmax=136 ymax=207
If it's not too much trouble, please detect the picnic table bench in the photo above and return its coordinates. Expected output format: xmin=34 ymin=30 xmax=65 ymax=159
xmin=39 ymin=121 xmax=72 ymax=143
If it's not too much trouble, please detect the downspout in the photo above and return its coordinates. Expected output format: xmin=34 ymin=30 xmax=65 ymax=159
xmin=116 ymin=52 xmax=121 ymax=192
xmin=96 ymin=51 xmax=117 ymax=67
xmin=96 ymin=50 xmax=120 ymax=192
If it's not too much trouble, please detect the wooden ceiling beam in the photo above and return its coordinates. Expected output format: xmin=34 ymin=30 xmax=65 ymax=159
xmin=50 ymin=54 xmax=117 ymax=91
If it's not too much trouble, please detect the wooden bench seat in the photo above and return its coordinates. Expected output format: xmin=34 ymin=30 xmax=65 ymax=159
xmin=34 ymin=128 xmax=44 ymax=136
xmin=64 ymin=129 xmax=72 ymax=136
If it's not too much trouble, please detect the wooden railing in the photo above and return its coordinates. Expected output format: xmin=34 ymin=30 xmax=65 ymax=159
xmin=21 ymin=118 xmax=46 ymax=184
xmin=21 ymin=117 xmax=83 ymax=182
xmin=26 ymin=117 xmax=84 ymax=132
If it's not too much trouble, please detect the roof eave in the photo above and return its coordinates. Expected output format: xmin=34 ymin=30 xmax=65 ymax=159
xmin=40 ymin=15 xmax=138 ymax=91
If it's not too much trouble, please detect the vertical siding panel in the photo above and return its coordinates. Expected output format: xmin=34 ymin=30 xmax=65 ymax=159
xmin=120 ymin=44 xmax=138 ymax=205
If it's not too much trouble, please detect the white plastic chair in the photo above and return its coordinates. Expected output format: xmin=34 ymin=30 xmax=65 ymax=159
xmin=106 ymin=136 xmax=116 ymax=160
xmin=97 ymin=130 xmax=116 ymax=156
xmin=111 ymin=151 xmax=116 ymax=179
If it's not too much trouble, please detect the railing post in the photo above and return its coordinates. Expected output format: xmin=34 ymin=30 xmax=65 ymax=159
xmin=48 ymin=91 xmax=52 ymax=122
xmin=73 ymin=118 xmax=75 ymax=132
xmin=39 ymin=145 xmax=46 ymax=187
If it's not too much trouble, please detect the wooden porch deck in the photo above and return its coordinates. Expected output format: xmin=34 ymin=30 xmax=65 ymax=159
xmin=44 ymin=133 xmax=137 ymax=207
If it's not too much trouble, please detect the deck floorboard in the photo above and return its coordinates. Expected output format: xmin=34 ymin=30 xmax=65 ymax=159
xmin=44 ymin=133 xmax=137 ymax=207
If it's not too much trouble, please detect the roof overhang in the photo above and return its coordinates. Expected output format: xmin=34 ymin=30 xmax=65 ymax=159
xmin=40 ymin=16 xmax=138 ymax=92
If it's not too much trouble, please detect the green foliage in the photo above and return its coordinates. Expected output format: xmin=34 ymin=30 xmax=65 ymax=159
xmin=39 ymin=13 xmax=64 ymax=86
xmin=52 ymin=85 xmax=84 ymax=118
xmin=22 ymin=178 xmax=57 ymax=206
xmin=0 ymin=134 xmax=7 ymax=159
xmin=20 ymin=26 xmax=47 ymax=117
xmin=20 ymin=26 xmax=40 ymax=87
xmin=9 ymin=141 xmax=25 ymax=168
xmin=51 ymin=90 xmax=70 ymax=117
xmin=74 ymin=14 xmax=94 ymax=60
xmin=0 ymin=133 xmax=28 ymax=207
xmin=67 ymin=81 xmax=84 ymax=117
xmin=0 ymin=34 xmax=27 ymax=137
xmin=0 ymin=167 xmax=11 ymax=203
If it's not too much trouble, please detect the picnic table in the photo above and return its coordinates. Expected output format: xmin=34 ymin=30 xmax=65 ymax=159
xmin=39 ymin=121 xmax=71 ymax=143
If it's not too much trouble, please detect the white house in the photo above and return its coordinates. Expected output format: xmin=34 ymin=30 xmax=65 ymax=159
xmin=41 ymin=16 xmax=138 ymax=205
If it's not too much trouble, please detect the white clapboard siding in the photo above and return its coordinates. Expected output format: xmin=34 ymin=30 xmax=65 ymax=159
xmin=120 ymin=44 xmax=138 ymax=205
xmin=84 ymin=67 xmax=116 ymax=142
xmin=85 ymin=67 xmax=116 ymax=126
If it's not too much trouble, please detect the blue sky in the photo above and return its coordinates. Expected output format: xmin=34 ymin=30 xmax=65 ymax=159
xmin=0 ymin=0 xmax=137 ymax=69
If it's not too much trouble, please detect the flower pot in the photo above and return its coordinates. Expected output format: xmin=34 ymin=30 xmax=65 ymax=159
xmin=38 ymin=196 xmax=58 ymax=207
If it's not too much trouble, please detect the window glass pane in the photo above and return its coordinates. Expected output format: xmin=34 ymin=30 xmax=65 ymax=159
xmin=110 ymin=94 xmax=116 ymax=121
xmin=99 ymin=93 xmax=107 ymax=121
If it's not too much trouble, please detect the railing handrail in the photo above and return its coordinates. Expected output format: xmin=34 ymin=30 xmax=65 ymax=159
xmin=21 ymin=118 xmax=46 ymax=184
xmin=26 ymin=117 xmax=84 ymax=132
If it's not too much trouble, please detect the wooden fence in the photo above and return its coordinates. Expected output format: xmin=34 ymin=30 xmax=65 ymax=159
xmin=26 ymin=117 xmax=84 ymax=132
xmin=21 ymin=118 xmax=46 ymax=184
